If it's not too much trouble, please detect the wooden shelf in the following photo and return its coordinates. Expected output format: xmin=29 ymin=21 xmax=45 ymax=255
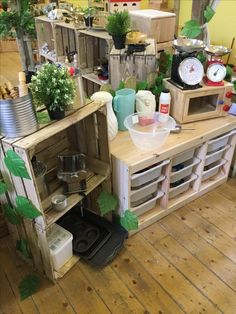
xmin=39 ymin=52 xmax=56 ymax=62
xmin=42 ymin=173 xmax=106 ymax=228
xmin=82 ymin=72 xmax=108 ymax=86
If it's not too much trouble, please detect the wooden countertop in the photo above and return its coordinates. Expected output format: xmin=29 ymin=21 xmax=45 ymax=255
xmin=110 ymin=115 xmax=236 ymax=173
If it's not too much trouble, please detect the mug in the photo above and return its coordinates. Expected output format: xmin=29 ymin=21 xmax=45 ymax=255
xmin=113 ymin=88 xmax=135 ymax=131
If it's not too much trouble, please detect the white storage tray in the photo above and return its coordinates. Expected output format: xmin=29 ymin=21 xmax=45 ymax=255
xmin=170 ymin=157 xmax=200 ymax=184
xmin=130 ymin=190 xmax=164 ymax=216
xmin=172 ymin=148 xmax=195 ymax=167
xmin=130 ymin=175 xmax=165 ymax=206
xmin=207 ymin=132 xmax=231 ymax=153
xmin=169 ymin=174 xmax=197 ymax=199
xmin=131 ymin=159 xmax=169 ymax=189
xmin=205 ymin=145 xmax=230 ymax=166
xmin=202 ymin=159 xmax=226 ymax=181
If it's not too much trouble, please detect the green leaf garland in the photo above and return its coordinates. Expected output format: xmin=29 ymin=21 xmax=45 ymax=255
xmin=15 ymin=196 xmax=42 ymax=219
xmin=18 ymin=274 xmax=40 ymax=300
xmin=204 ymin=6 xmax=215 ymax=23
xmin=180 ymin=20 xmax=201 ymax=38
xmin=0 ymin=181 xmax=8 ymax=194
xmin=3 ymin=203 xmax=21 ymax=225
xmin=16 ymin=239 xmax=31 ymax=260
xmin=97 ymin=191 xmax=118 ymax=216
xmin=120 ymin=210 xmax=138 ymax=231
xmin=4 ymin=150 xmax=31 ymax=179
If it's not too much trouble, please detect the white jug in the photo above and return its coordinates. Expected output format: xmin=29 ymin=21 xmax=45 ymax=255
xmin=91 ymin=91 xmax=118 ymax=141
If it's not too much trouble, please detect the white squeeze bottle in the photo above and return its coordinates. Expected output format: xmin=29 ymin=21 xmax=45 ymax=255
xmin=159 ymin=89 xmax=171 ymax=123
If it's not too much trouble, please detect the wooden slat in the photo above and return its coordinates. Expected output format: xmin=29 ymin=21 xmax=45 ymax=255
xmin=159 ymin=214 xmax=236 ymax=291
xmin=58 ymin=263 xmax=110 ymax=314
xmin=128 ymin=233 xmax=222 ymax=313
xmin=110 ymin=249 xmax=184 ymax=313
xmin=78 ymin=262 xmax=146 ymax=313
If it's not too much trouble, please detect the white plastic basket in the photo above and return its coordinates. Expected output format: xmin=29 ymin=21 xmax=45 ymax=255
xmin=130 ymin=190 xmax=164 ymax=216
xmin=172 ymin=148 xmax=195 ymax=167
xmin=207 ymin=132 xmax=231 ymax=154
xmin=202 ymin=159 xmax=226 ymax=181
xmin=169 ymin=174 xmax=197 ymax=199
xmin=205 ymin=145 xmax=229 ymax=166
xmin=170 ymin=157 xmax=200 ymax=184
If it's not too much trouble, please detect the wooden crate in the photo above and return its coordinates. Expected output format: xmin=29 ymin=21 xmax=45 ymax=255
xmin=109 ymin=38 xmax=156 ymax=89
xmin=164 ymin=80 xmax=233 ymax=124
xmin=0 ymin=101 xmax=111 ymax=281
xmin=0 ymin=39 xmax=18 ymax=52
xmin=129 ymin=9 xmax=176 ymax=43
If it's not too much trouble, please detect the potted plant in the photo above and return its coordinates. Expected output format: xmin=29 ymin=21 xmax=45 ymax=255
xmin=30 ymin=64 xmax=75 ymax=120
xmin=105 ymin=11 xmax=131 ymax=50
xmin=81 ymin=7 xmax=96 ymax=28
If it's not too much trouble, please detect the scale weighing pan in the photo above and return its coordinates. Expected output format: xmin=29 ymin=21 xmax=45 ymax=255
xmin=205 ymin=45 xmax=231 ymax=56
xmin=173 ymin=38 xmax=206 ymax=53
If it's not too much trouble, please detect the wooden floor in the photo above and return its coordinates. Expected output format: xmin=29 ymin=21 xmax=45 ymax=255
xmin=0 ymin=179 xmax=236 ymax=314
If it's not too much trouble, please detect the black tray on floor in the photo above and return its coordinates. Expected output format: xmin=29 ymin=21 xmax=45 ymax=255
xmin=57 ymin=208 xmax=128 ymax=267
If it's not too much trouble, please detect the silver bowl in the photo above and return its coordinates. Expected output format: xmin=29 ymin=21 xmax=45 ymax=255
xmin=173 ymin=38 xmax=206 ymax=53
xmin=205 ymin=45 xmax=231 ymax=56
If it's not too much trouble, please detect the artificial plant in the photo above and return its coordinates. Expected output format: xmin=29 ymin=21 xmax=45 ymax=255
xmin=0 ymin=149 xmax=41 ymax=299
xmin=0 ymin=0 xmax=37 ymax=75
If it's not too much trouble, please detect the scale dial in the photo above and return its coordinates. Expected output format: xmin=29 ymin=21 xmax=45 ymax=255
xmin=206 ymin=62 xmax=226 ymax=82
xmin=178 ymin=57 xmax=204 ymax=86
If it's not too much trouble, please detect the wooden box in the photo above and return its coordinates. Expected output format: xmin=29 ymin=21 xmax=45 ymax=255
xmin=0 ymin=102 xmax=111 ymax=280
xmin=0 ymin=39 xmax=18 ymax=52
xmin=164 ymin=80 xmax=233 ymax=124
xmin=129 ymin=9 xmax=176 ymax=43
xmin=109 ymin=38 xmax=156 ymax=89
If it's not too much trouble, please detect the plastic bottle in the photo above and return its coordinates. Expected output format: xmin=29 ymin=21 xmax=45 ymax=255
xmin=159 ymin=89 xmax=171 ymax=123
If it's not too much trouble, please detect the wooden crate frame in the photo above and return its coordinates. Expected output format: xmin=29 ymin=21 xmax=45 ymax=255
xmin=0 ymin=101 xmax=111 ymax=280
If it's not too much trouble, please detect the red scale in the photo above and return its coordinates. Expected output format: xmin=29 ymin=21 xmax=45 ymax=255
xmin=204 ymin=45 xmax=231 ymax=86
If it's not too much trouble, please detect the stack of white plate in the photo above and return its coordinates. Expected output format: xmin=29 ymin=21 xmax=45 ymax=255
xmin=0 ymin=94 xmax=38 ymax=138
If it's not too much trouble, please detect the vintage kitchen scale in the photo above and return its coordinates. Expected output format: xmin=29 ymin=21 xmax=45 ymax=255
xmin=165 ymin=39 xmax=233 ymax=123
xmin=204 ymin=45 xmax=231 ymax=86
xmin=169 ymin=38 xmax=206 ymax=90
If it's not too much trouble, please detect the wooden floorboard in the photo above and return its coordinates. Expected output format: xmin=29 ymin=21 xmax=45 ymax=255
xmin=0 ymin=179 xmax=235 ymax=314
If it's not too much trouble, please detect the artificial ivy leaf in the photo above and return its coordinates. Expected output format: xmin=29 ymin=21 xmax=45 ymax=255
xmin=120 ymin=210 xmax=138 ymax=231
xmin=3 ymin=203 xmax=20 ymax=225
xmin=137 ymin=80 xmax=148 ymax=91
xmin=16 ymin=239 xmax=31 ymax=260
xmin=97 ymin=191 xmax=118 ymax=216
xmin=15 ymin=196 xmax=42 ymax=219
xmin=197 ymin=51 xmax=207 ymax=64
xmin=180 ymin=20 xmax=201 ymax=38
xmin=204 ymin=6 xmax=215 ymax=23
xmin=36 ymin=111 xmax=50 ymax=124
xmin=0 ymin=181 xmax=8 ymax=194
xmin=225 ymin=65 xmax=233 ymax=81
xmin=18 ymin=274 xmax=40 ymax=300
xmin=4 ymin=150 xmax=31 ymax=179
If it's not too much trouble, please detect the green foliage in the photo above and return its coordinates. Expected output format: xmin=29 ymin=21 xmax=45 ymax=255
xmin=233 ymin=80 xmax=236 ymax=91
xmin=36 ymin=111 xmax=51 ymax=124
xmin=80 ymin=7 xmax=96 ymax=18
xmin=15 ymin=196 xmax=42 ymax=219
xmin=0 ymin=0 xmax=36 ymax=39
xmin=4 ymin=150 xmax=31 ymax=179
xmin=204 ymin=5 xmax=215 ymax=23
xmin=97 ymin=191 xmax=118 ymax=216
xmin=117 ymin=80 xmax=125 ymax=90
xmin=105 ymin=11 xmax=130 ymax=36
xmin=197 ymin=51 xmax=207 ymax=64
xmin=120 ymin=210 xmax=138 ymax=231
xmin=16 ymin=239 xmax=31 ymax=259
xmin=225 ymin=65 xmax=233 ymax=81
xmin=180 ymin=20 xmax=201 ymax=38
xmin=3 ymin=203 xmax=21 ymax=225
xmin=137 ymin=80 xmax=148 ymax=91
xmin=30 ymin=63 xmax=76 ymax=111
xmin=18 ymin=274 xmax=40 ymax=300
xmin=0 ymin=180 xmax=7 ymax=194
xmin=99 ymin=84 xmax=115 ymax=97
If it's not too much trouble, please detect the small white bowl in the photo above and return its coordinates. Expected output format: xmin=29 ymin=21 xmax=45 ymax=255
xmin=51 ymin=195 xmax=67 ymax=211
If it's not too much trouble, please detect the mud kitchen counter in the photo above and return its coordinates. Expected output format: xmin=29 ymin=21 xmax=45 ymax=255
xmin=110 ymin=115 xmax=236 ymax=233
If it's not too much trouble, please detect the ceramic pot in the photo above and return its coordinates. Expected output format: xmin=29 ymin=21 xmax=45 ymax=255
xmin=48 ymin=109 xmax=65 ymax=120
xmin=84 ymin=16 xmax=94 ymax=28
xmin=91 ymin=91 xmax=118 ymax=141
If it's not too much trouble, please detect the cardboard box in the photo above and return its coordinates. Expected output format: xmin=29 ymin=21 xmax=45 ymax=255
xmin=129 ymin=9 xmax=176 ymax=43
